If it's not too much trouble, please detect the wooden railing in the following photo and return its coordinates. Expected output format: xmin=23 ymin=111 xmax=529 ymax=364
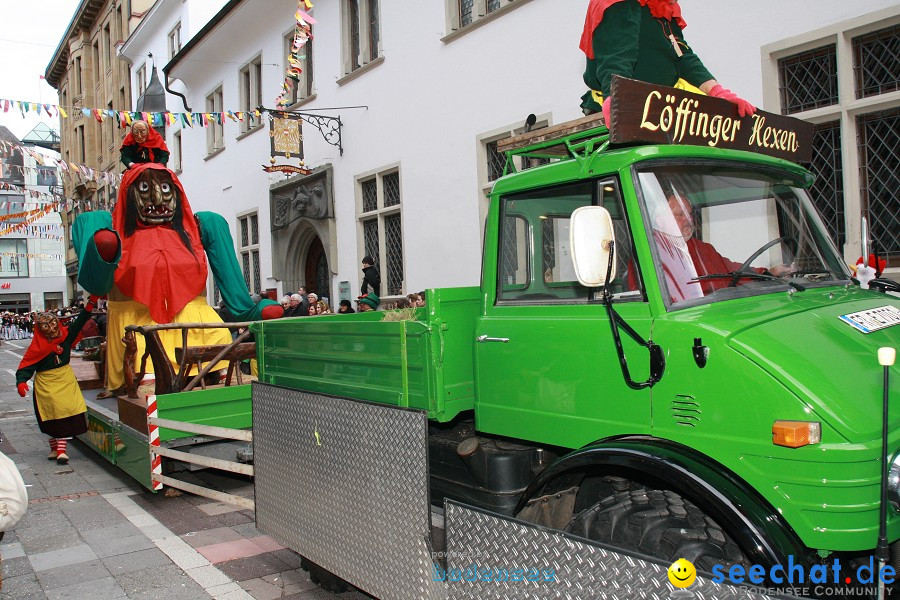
xmin=123 ymin=322 xmax=256 ymax=398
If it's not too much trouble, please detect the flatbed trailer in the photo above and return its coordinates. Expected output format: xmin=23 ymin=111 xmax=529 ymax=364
xmin=73 ymin=325 xmax=255 ymax=495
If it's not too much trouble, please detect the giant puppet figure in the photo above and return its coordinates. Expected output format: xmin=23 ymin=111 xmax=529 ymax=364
xmin=73 ymin=163 xmax=282 ymax=396
xmin=579 ymin=0 xmax=756 ymax=126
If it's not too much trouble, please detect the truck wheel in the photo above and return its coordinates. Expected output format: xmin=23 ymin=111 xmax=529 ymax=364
xmin=300 ymin=556 xmax=349 ymax=593
xmin=565 ymin=488 xmax=747 ymax=571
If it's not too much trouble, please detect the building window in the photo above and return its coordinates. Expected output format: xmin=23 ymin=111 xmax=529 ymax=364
xmin=342 ymin=0 xmax=380 ymax=75
xmin=478 ymin=117 xmax=552 ymax=235
xmin=853 ymin=24 xmax=900 ymax=99
xmin=76 ymin=126 xmax=85 ymax=163
xmin=168 ymin=22 xmax=182 ymax=60
xmin=107 ymin=102 xmax=115 ymax=150
xmin=448 ymin=0 xmax=520 ymax=34
xmin=283 ymin=28 xmax=314 ymax=104
xmin=92 ymin=41 xmax=100 ymax=82
xmin=238 ymin=212 xmax=261 ymax=294
xmin=239 ymin=56 xmax=263 ymax=135
xmin=103 ymin=23 xmax=111 ymax=68
xmin=805 ymin=121 xmax=844 ymax=250
xmin=0 ymin=239 xmax=29 ymax=277
xmin=74 ymin=56 xmax=82 ymax=95
xmin=857 ymin=108 xmax=899 ymax=265
xmin=766 ymin=10 xmax=900 ymax=268
xmin=173 ymin=130 xmax=182 ymax=172
xmin=206 ymin=86 xmax=224 ymax=155
xmin=357 ymin=167 xmax=403 ymax=296
xmin=136 ymin=63 xmax=147 ymax=97
xmin=777 ymin=45 xmax=838 ymax=114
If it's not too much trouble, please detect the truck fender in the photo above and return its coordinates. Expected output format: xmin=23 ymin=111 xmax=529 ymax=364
xmin=514 ymin=435 xmax=811 ymax=569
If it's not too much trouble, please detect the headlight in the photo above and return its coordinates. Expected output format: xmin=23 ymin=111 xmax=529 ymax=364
xmin=888 ymin=452 xmax=900 ymax=513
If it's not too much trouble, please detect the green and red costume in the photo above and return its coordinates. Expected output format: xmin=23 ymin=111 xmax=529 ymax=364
xmin=579 ymin=0 xmax=714 ymax=113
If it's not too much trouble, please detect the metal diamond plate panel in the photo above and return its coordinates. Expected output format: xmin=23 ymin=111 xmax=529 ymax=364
xmin=444 ymin=502 xmax=791 ymax=600
xmin=253 ymin=383 xmax=446 ymax=600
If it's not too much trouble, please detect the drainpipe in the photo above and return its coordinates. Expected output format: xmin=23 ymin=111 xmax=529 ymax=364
xmin=162 ymin=66 xmax=191 ymax=113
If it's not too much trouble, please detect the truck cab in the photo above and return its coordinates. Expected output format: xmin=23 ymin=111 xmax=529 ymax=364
xmin=253 ymin=85 xmax=900 ymax=586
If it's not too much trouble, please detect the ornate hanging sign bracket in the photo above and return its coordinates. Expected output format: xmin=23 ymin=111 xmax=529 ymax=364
xmin=263 ymin=106 xmax=343 ymax=158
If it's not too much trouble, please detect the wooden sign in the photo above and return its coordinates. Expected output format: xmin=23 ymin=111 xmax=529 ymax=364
xmin=609 ymin=76 xmax=815 ymax=163
xmin=263 ymin=164 xmax=312 ymax=175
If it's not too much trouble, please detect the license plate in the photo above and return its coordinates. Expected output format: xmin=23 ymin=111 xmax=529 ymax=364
xmin=839 ymin=305 xmax=900 ymax=334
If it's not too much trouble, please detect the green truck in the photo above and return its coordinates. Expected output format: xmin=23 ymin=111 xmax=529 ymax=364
xmin=252 ymin=86 xmax=899 ymax=595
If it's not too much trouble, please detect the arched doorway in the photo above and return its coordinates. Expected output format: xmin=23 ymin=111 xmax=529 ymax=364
xmin=304 ymin=236 xmax=329 ymax=299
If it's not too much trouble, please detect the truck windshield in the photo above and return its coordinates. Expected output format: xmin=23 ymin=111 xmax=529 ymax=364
xmin=636 ymin=164 xmax=850 ymax=308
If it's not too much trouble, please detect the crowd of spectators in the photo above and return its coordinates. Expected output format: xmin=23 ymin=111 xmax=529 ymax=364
xmin=1 ymin=298 xmax=107 ymax=353
xmin=275 ymin=288 xmax=425 ymax=318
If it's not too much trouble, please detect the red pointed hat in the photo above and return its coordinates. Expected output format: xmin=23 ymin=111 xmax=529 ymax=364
xmin=120 ymin=121 xmax=169 ymax=152
xmin=580 ymin=0 xmax=687 ymax=59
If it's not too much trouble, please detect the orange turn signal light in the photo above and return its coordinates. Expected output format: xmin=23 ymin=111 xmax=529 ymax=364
xmin=773 ymin=420 xmax=821 ymax=448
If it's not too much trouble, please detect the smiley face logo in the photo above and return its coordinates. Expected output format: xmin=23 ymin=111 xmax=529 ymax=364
xmin=668 ymin=558 xmax=697 ymax=588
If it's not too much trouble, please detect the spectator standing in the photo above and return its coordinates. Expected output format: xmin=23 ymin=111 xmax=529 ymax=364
xmin=338 ymin=300 xmax=355 ymax=314
xmin=297 ymin=286 xmax=310 ymax=316
xmin=361 ymin=256 xmax=381 ymax=296
xmin=285 ymin=294 xmax=303 ymax=317
xmin=356 ymin=292 xmax=380 ymax=312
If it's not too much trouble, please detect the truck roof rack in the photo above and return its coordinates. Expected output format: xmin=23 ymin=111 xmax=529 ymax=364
xmin=497 ymin=114 xmax=609 ymax=175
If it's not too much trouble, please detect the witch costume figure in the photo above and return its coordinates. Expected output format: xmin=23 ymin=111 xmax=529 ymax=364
xmin=120 ymin=120 xmax=169 ymax=169
xmin=73 ymin=163 xmax=282 ymax=397
xmin=579 ymin=0 xmax=756 ymax=126
xmin=15 ymin=299 xmax=97 ymax=465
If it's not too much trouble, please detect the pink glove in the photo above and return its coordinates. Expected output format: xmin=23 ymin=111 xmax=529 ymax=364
xmin=17 ymin=383 xmax=28 ymax=397
xmin=602 ymin=97 xmax=612 ymax=129
xmin=708 ymin=85 xmax=755 ymax=117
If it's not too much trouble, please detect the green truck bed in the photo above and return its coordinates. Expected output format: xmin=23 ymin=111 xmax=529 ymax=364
xmin=253 ymin=286 xmax=480 ymax=422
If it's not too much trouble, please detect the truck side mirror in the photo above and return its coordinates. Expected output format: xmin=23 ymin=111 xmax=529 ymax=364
xmin=570 ymin=206 xmax=617 ymax=287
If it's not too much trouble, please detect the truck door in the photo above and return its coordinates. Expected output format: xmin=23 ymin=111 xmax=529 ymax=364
xmin=475 ymin=179 xmax=654 ymax=449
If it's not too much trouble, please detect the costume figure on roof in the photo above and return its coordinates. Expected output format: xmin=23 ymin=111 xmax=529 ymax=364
xmin=579 ymin=0 xmax=755 ymax=126
xmin=74 ymin=163 xmax=282 ymax=396
xmin=120 ymin=120 xmax=170 ymax=169
xmin=15 ymin=299 xmax=98 ymax=465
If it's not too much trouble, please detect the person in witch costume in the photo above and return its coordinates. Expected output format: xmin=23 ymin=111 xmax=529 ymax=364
xmin=579 ymin=0 xmax=755 ymax=127
xmin=16 ymin=297 xmax=99 ymax=465
xmin=120 ymin=120 xmax=169 ymax=169
xmin=73 ymin=163 xmax=283 ymax=398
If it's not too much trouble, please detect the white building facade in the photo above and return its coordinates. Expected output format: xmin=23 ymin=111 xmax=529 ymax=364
xmin=122 ymin=0 xmax=900 ymax=307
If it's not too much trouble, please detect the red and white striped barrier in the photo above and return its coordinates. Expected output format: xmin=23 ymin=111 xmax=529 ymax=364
xmin=147 ymin=394 xmax=163 ymax=491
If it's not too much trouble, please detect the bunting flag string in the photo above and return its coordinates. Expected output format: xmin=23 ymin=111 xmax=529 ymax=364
xmin=0 ymin=140 xmax=122 ymax=204
xmin=1 ymin=97 xmax=266 ymax=131
xmin=0 ymin=207 xmax=52 ymax=223
xmin=0 ymin=252 xmax=64 ymax=260
xmin=275 ymin=1 xmax=315 ymax=108
xmin=0 ymin=204 xmax=57 ymax=237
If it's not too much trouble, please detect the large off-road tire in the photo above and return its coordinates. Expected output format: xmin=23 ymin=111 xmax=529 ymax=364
xmin=300 ymin=556 xmax=349 ymax=594
xmin=565 ymin=488 xmax=747 ymax=572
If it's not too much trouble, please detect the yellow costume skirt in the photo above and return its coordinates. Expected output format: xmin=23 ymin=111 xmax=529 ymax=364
xmin=35 ymin=365 xmax=86 ymax=422
xmin=105 ymin=297 xmax=234 ymax=391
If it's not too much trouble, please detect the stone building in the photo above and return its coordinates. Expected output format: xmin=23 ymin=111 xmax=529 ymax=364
xmin=44 ymin=0 xmax=155 ymax=298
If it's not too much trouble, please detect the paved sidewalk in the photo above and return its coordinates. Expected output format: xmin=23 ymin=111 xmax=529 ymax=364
xmin=0 ymin=338 xmax=370 ymax=599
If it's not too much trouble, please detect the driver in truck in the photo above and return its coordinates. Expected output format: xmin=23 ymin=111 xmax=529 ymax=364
xmin=654 ymin=184 xmax=794 ymax=302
